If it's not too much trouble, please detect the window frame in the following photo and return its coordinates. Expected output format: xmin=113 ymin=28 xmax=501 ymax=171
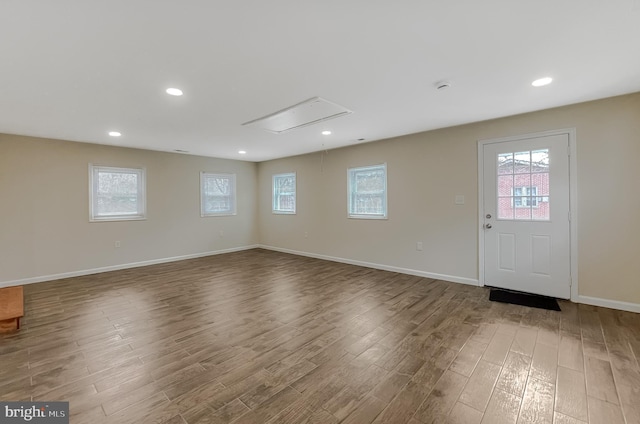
xmin=89 ymin=164 xmax=147 ymax=222
xmin=272 ymin=172 xmax=297 ymax=215
xmin=200 ymin=172 xmax=237 ymax=217
xmin=347 ymin=163 xmax=388 ymax=220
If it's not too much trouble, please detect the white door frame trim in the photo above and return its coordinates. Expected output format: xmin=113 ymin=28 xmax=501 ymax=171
xmin=477 ymin=128 xmax=578 ymax=302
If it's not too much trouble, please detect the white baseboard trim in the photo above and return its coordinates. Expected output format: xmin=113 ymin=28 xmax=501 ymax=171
xmin=577 ymin=295 xmax=640 ymax=314
xmin=258 ymin=244 xmax=479 ymax=287
xmin=7 ymin=244 xmax=636 ymax=314
xmin=0 ymin=245 xmax=260 ymax=289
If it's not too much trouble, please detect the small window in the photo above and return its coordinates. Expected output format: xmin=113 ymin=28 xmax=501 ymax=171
xmin=201 ymin=172 xmax=236 ymax=216
xmin=513 ymin=187 xmax=539 ymax=208
xmin=272 ymin=172 xmax=296 ymax=214
xmin=497 ymin=149 xmax=550 ymax=221
xmin=348 ymin=163 xmax=387 ymax=219
xmin=89 ymin=165 xmax=146 ymax=222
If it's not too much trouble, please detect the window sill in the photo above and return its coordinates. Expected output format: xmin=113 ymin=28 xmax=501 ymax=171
xmin=90 ymin=216 xmax=147 ymax=222
xmin=348 ymin=215 xmax=388 ymax=220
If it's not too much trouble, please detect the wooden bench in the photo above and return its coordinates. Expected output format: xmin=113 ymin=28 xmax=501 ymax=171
xmin=0 ymin=286 xmax=24 ymax=332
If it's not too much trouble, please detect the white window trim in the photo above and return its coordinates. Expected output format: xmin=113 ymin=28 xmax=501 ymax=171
xmin=347 ymin=163 xmax=388 ymax=220
xmin=200 ymin=172 xmax=237 ymax=217
xmin=272 ymin=172 xmax=297 ymax=215
xmin=89 ymin=164 xmax=147 ymax=222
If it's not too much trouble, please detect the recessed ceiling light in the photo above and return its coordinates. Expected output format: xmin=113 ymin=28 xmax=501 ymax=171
xmin=108 ymin=131 xmax=121 ymax=137
xmin=532 ymin=77 xmax=553 ymax=87
xmin=238 ymin=150 xmax=247 ymax=154
xmin=166 ymin=88 xmax=183 ymax=96
xmin=322 ymin=130 xmax=332 ymax=135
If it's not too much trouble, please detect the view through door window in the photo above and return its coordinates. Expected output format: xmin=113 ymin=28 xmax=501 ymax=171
xmin=497 ymin=149 xmax=550 ymax=220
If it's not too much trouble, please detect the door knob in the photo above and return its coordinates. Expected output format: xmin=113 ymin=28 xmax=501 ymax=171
xmin=485 ymin=224 xmax=492 ymax=229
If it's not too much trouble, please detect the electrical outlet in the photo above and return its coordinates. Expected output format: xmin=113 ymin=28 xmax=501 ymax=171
xmin=304 ymin=232 xmax=308 ymax=238
xmin=219 ymin=230 xmax=224 ymax=237
xmin=115 ymin=241 xmax=121 ymax=248
xmin=416 ymin=241 xmax=423 ymax=251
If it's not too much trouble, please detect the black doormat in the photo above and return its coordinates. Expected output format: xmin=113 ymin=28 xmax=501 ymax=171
xmin=489 ymin=288 xmax=561 ymax=311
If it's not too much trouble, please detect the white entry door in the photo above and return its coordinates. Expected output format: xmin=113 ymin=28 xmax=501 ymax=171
xmin=482 ymin=133 xmax=571 ymax=299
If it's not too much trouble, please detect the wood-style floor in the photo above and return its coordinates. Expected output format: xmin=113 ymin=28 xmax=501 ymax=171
xmin=1 ymin=249 xmax=639 ymax=424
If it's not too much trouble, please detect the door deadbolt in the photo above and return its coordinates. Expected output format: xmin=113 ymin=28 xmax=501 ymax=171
xmin=486 ymin=214 xmax=492 ymax=219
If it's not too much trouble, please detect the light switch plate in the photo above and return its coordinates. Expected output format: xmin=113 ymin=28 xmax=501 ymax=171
xmin=455 ymin=195 xmax=465 ymax=205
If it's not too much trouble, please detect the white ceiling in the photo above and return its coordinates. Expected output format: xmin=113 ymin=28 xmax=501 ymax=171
xmin=1 ymin=1 xmax=639 ymax=162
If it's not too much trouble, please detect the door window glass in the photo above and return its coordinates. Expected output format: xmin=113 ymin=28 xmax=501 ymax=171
xmin=497 ymin=149 xmax=550 ymax=220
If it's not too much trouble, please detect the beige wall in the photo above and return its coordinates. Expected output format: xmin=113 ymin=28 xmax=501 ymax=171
xmin=258 ymin=93 xmax=640 ymax=305
xmin=2 ymin=93 xmax=639 ymax=306
xmin=0 ymin=135 xmax=259 ymax=284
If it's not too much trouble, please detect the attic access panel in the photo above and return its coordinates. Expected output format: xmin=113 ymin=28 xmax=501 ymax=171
xmin=242 ymin=97 xmax=352 ymax=134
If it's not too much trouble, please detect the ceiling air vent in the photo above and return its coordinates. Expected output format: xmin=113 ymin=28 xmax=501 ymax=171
xmin=242 ymin=97 xmax=352 ymax=134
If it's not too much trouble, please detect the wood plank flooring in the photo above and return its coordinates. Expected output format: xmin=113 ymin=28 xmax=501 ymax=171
xmin=1 ymin=249 xmax=639 ymax=424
